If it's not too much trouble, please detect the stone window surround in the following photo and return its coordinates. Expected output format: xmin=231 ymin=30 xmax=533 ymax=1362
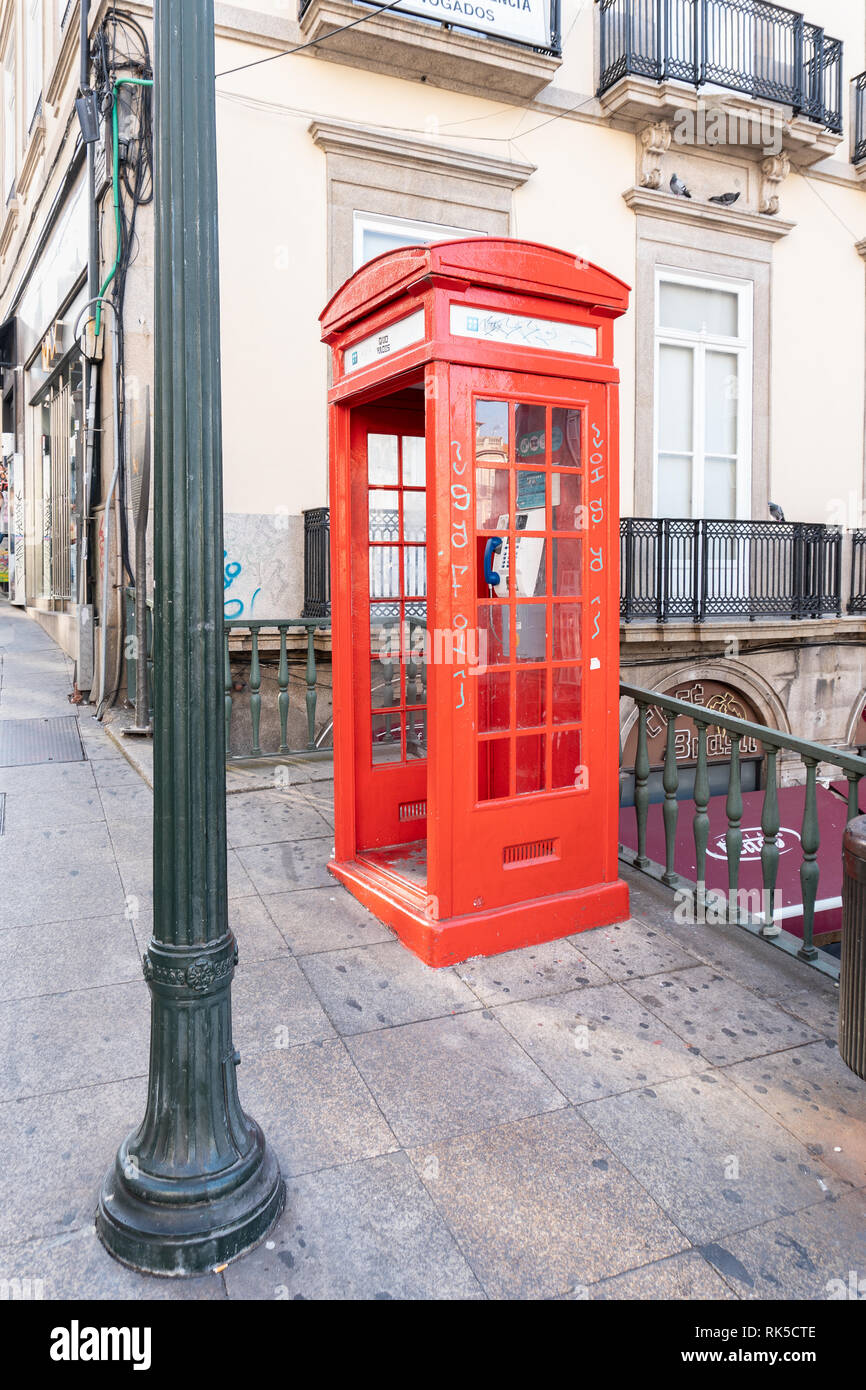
xmin=632 ymin=215 xmax=773 ymax=522
xmin=309 ymin=118 xmax=536 ymax=296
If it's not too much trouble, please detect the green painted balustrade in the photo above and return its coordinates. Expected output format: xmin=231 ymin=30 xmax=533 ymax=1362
xmin=224 ymin=619 xmax=329 ymax=761
xmin=620 ymin=683 xmax=866 ymax=980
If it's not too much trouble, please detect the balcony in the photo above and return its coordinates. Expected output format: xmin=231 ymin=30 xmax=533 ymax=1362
xmin=853 ymin=72 xmax=866 ymax=169
xmin=598 ymin=0 xmax=844 ymax=166
xmin=303 ymin=511 xmax=859 ymax=624
xmin=620 ymin=517 xmax=843 ymax=624
xmin=297 ymin=0 xmax=562 ymax=99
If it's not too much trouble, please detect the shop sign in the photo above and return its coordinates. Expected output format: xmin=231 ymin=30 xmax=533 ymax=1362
xmin=40 ymin=320 xmax=65 ymax=371
xmin=381 ymin=0 xmax=551 ymax=48
xmin=623 ymin=680 xmax=763 ymax=770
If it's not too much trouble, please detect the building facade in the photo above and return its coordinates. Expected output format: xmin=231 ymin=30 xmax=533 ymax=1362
xmin=0 ymin=0 xmax=865 ymax=779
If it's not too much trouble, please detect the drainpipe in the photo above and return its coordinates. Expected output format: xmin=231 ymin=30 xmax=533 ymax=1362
xmin=79 ymin=0 xmax=98 ymax=676
xmin=81 ymin=0 xmax=96 ymax=299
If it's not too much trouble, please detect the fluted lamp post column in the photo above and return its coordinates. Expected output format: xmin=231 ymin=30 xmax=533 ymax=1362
xmin=96 ymin=0 xmax=284 ymax=1274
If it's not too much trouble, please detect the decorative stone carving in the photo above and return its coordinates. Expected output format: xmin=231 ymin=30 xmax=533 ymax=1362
xmin=639 ymin=121 xmax=672 ymax=189
xmin=760 ymin=154 xmax=791 ymax=215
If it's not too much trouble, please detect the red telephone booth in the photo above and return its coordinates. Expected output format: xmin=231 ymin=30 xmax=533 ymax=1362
xmin=321 ymin=239 xmax=630 ymax=966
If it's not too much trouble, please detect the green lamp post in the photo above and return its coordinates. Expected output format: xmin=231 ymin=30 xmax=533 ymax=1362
xmin=96 ymin=0 xmax=284 ymax=1274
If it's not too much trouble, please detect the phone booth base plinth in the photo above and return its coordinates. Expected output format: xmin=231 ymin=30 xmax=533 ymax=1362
xmin=329 ymin=859 xmax=629 ymax=968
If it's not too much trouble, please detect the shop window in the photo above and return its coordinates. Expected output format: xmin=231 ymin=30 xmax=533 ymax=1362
xmin=35 ymin=357 xmax=83 ymax=603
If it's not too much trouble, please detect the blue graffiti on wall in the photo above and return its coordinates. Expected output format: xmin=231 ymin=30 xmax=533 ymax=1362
xmin=224 ymin=550 xmax=261 ymax=619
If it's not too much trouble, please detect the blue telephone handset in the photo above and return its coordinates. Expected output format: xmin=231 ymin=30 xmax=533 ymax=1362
xmin=484 ymin=537 xmax=503 ymax=588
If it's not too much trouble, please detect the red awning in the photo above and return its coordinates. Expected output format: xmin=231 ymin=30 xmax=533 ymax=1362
xmin=619 ymin=784 xmax=845 ymax=940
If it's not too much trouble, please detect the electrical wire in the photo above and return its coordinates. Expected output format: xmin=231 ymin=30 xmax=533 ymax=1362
xmin=217 ymin=0 xmax=429 ymax=79
xmin=89 ymin=9 xmax=154 ymax=707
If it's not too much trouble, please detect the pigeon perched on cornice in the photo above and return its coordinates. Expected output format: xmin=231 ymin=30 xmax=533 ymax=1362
xmin=670 ymin=173 xmax=692 ymax=198
xmin=769 ymin=502 xmax=786 ymax=523
xmin=709 ymin=191 xmax=741 ymax=206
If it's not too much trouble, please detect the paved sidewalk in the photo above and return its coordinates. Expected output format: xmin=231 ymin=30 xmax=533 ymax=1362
xmin=1 ymin=602 xmax=865 ymax=1300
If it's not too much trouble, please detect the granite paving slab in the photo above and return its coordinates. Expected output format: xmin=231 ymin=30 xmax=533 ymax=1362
xmin=724 ymin=1040 xmax=866 ymax=1189
xmin=579 ymin=1250 xmax=737 ymax=1300
xmin=239 ymin=1040 xmax=398 ymax=1178
xmin=231 ymin=956 xmax=336 ymax=1058
xmin=494 ymin=981 xmax=706 ymax=1103
xmin=455 ymin=939 xmax=609 ymax=1006
xmin=225 ymin=1151 xmax=484 ymax=1301
xmin=226 ymin=791 xmax=333 ymax=849
xmin=262 ymin=886 xmax=395 ymax=956
xmin=0 ymin=1076 xmax=148 ymax=1244
xmin=407 ymin=1107 xmax=688 ymax=1298
xmin=0 ymin=1226 xmax=226 ymax=1301
xmin=299 ymin=941 xmax=479 ymax=1034
xmin=572 ymin=917 xmax=702 ymax=982
xmin=227 ymin=895 xmax=294 ymax=962
xmin=236 ymin=836 xmax=335 ymax=893
xmin=0 ymin=980 xmax=150 ymax=1103
xmin=0 ymin=825 xmax=127 ymax=929
xmin=581 ymin=1070 xmax=849 ymax=1245
xmin=624 ymin=965 xmax=820 ymax=1065
xmin=345 ymin=1012 xmax=566 ymax=1147
xmin=0 ymin=912 xmax=142 ymax=1002
xmin=776 ymin=984 xmax=840 ymax=1039
xmin=698 ymin=1190 xmax=866 ymax=1299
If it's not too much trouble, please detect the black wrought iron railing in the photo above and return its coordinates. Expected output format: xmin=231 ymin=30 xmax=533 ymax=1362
xmin=850 ymin=531 xmax=866 ymax=614
xmin=598 ymin=0 xmax=843 ymax=133
xmin=854 ymin=72 xmax=866 ymax=165
xmin=302 ymin=507 xmax=331 ymax=619
xmin=620 ymin=517 xmax=842 ymax=623
xmin=305 ymin=510 xmax=857 ymax=625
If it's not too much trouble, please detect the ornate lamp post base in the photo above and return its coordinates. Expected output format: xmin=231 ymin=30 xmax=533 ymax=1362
xmin=96 ymin=1127 xmax=284 ymax=1277
xmin=96 ymin=935 xmax=284 ymax=1276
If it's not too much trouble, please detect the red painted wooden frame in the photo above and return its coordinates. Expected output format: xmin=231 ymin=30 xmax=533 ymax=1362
xmin=322 ymin=239 xmax=630 ymax=966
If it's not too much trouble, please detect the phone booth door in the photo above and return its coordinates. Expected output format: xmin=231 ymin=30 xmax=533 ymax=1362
xmin=439 ymin=366 xmax=620 ymax=923
xmin=350 ymin=403 xmax=428 ymax=859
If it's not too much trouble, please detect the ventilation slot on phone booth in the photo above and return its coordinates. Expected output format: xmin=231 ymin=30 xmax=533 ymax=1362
xmin=503 ymin=838 xmax=560 ymax=868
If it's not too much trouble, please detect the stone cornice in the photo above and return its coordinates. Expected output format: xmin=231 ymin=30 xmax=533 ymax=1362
xmin=623 ymin=186 xmax=795 ymax=242
xmin=310 ymin=118 xmax=536 ymax=189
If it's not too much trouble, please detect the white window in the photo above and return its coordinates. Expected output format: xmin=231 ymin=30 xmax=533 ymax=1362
xmin=654 ymin=269 xmax=752 ymax=520
xmin=3 ymin=41 xmax=15 ymax=201
xmin=24 ymin=0 xmax=41 ymax=127
xmin=352 ymin=211 xmax=485 ymax=271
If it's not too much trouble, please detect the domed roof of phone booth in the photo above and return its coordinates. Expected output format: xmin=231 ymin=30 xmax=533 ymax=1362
xmin=320 ymin=238 xmax=631 ymax=343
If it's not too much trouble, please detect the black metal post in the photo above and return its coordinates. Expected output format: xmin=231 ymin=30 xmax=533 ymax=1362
xmin=96 ymin=0 xmax=284 ymax=1275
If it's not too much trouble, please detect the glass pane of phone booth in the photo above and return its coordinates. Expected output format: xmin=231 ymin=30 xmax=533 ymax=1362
xmin=476 ymin=399 xmax=585 ymax=802
xmin=355 ymin=406 xmax=428 ymax=886
xmin=368 ymin=432 xmax=427 ymax=764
